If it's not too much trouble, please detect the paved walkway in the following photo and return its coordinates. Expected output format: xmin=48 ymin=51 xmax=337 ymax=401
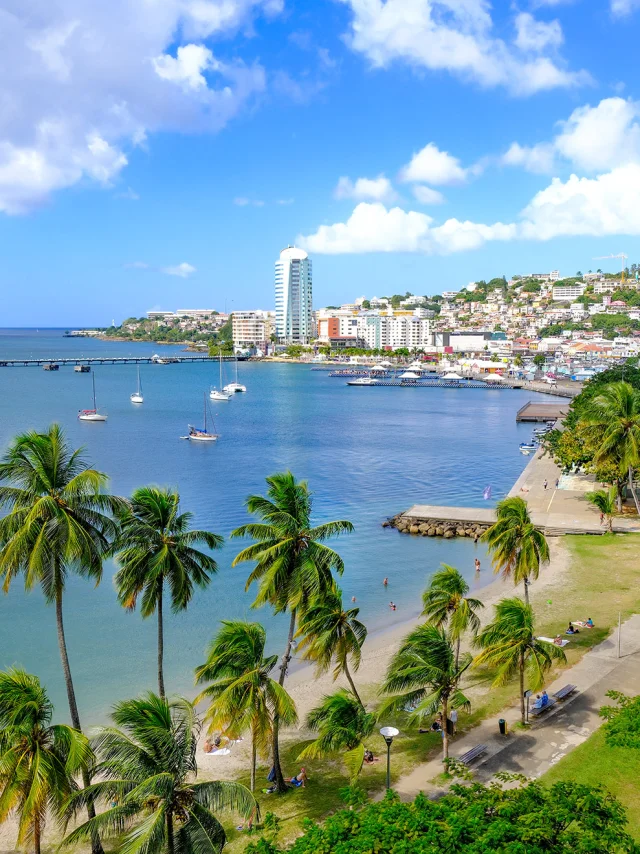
xmin=393 ymin=615 xmax=640 ymax=800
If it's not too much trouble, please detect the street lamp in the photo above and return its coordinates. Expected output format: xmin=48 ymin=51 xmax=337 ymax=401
xmin=379 ymin=726 xmax=399 ymax=790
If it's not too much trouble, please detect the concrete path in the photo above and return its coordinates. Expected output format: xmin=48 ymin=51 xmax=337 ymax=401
xmin=393 ymin=615 xmax=640 ymax=800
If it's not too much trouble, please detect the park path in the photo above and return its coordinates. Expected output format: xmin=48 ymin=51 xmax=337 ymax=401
xmin=393 ymin=614 xmax=640 ymax=800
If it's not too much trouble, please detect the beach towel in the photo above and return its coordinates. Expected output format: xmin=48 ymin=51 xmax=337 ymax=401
xmin=537 ymin=636 xmax=570 ymax=648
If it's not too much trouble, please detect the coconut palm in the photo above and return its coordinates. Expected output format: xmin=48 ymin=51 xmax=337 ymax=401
xmin=231 ymin=471 xmax=353 ymax=792
xmin=474 ymin=597 xmax=566 ymax=725
xmin=296 ymin=586 xmax=367 ymax=708
xmin=0 ymin=668 xmax=92 ymax=854
xmin=585 ymin=486 xmax=618 ymax=532
xmin=113 ymin=486 xmax=222 ymax=698
xmin=299 ymin=690 xmax=375 ymax=782
xmin=194 ymin=621 xmax=297 ymax=792
xmin=583 ymin=381 xmax=640 ymax=514
xmin=421 ymin=564 xmax=483 ymax=669
xmin=381 ymin=624 xmax=471 ymax=760
xmin=61 ymin=693 xmax=257 ymax=854
xmin=0 ymin=424 xmax=121 ymax=854
xmin=481 ymin=496 xmax=549 ymax=606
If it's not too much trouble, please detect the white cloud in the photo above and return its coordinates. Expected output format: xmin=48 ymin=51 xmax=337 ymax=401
xmin=298 ymin=164 xmax=640 ymax=254
xmin=610 ymin=0 xmax=640 ymax=15
xmin=503 ymin=97 xmax=640 ymax=175
xmin=161 ymin=262 xmax=197 ymax=278
xmin=153 ymin=44 xmax=217 ymax=90
xmin=276 ymin=197 xmax=294 ymax=204
xmin=400 ymin=143 xmax=468 ymax=185
xmin=0 ymin=0 xmax=275 ymax=214
xmin=234 ymin=196 xmax=264 ymax=206
xmin=334 ymin=174 xmax=397 ymax=202
xmin=412 ymin=185 xmax=445 ymax=204
xmin=514 ymin=13 xmax=563 ymax=51
xmin=339 ymin=0 xmax=589 ymax=96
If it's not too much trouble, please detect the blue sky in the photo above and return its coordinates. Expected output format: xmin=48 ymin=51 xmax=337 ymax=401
xmin=3 ymin=0 xmax=640 ymax=325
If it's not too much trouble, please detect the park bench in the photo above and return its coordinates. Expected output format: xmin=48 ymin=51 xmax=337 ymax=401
xmin=458 ymin=744 xmax=488 ymax=765
xmin=553 ymin=684 xmax=577 ymax=701
xmin=530 ymin=698 xmax=557 ymax=717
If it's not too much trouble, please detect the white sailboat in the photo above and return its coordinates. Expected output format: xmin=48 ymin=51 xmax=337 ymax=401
xmin=210 ymin=350 xmax=231 ymax=401
xmin=78 ymin=374 xmax=108 ymax=422
xmin=184 ymin=393 xmax=218 ymax=442
xmin=223 ymin=354 xmax=246 ymax=394
xmin=130 ymin=365 xmax=144 ymax=403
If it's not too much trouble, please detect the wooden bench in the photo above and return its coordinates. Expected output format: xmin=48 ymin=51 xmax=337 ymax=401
xmin=553 ymin=684 xmax=577 ymax=701
xmin=458 ymin=744 xmax=488 ymax=765
xmin=530 ymin=698 xmax=557 ymax=717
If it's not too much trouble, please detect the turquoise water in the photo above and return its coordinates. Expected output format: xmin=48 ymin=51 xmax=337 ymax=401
xmin=0 ymin=330 xmax=549 ymax=724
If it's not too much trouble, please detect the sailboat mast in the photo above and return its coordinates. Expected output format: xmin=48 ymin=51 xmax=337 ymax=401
xmin=92 ymin=373 xmax=97 ymax=409
xmin=219 ymin=348 xmax=223 ymax=388
xmin=203 ymin=392 xmax=207 ymax=431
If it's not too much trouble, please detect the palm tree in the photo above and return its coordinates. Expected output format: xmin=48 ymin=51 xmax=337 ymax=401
xmin=421 ymin=564 xmax=483 ymax=670
xmin=0 ymin=668 xmax=92 ymax=854
xmin=481 ymin=496 xmax=549 ymax=606
xmin=61 ymin=693 xmax=257 ymax=854
xmin=583 ymin=381 xmax=640 ymax=514
xmin=474 ymin=598 xmax=566 ymax=725
xmin=299 ymin=689 xmax=375 ymax=782
xmin=231 ymin=471 xmax=353 ymax=793
xmin=296 ymin=586 xmax=367 ymax=708
xmin=381 ymin=624 xmax=471 ymax=760
xmin=194 ymin=621 xmax=297 ymax=792
xmin=0 ymin=425 xmax=121 ymax=854
xmin=113 ymin=486 xmax=222 ymax=698
xmin=585 ymin=486 xmax=617 ymax=532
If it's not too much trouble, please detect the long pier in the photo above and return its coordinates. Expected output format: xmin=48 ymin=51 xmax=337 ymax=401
xmin=0 ymin=355 xmax=248 ymax=368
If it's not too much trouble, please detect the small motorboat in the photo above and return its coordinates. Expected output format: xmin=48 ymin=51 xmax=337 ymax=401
xmin=519 ymin=441 xmax=537 ymax=454
xmin=347 ymin=377 xmax=379 ymax=386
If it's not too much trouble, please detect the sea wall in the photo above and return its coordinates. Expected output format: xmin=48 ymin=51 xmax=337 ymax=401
xmin=384 ymin=514 xmax=490 ymax=539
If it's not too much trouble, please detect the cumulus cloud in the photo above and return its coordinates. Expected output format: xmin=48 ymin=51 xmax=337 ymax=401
xmin=334 ymin=174 xmax=397 ymax=202
xmin=400 ymin=143 xmax=469 ymax=185
xmin=502 ymin=97 xmax=640 ymax=175
xmin=298 ymin=164 xmax=640 ymax=254
xmin=0 ymin=0 xmax=276 ymax=214
xmin=412 ymin=185 xmax=445 ymax=204
xmin=338 ymin=0 xmax=589 ymax=96
xmin=610 ymin=0 xmax=640 ymax=15
xmin=514 ymin=13 xmax=563 ymax=51
xmin=161 ymin=262 xmax=197 ymax=278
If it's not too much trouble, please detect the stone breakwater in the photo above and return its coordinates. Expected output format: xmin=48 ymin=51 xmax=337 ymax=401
xmin=383 ymin=514 xmax=490 ymax=539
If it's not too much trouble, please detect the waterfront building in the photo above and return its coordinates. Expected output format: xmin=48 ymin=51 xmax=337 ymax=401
xmin=275 ymin=246 xmax=313 ymax=344
xmin=232 ymin=310 xmax=275 ymax=349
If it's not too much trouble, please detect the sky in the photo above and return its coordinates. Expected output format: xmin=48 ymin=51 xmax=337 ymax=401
xmin=3 ymin=0 xmax=640 ymax=325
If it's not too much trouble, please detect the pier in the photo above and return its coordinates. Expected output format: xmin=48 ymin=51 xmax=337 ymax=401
xmin=516 ymin=402 xmax=569 ymax=422
xmin=0 ymin=355 xmax=248 ymax=368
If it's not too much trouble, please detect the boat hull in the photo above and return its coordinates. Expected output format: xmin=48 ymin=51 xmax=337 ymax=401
xmin=130 ymin=394 xmax=143 ymax=404
xmin=79 ymin=413 xmax=108 ymax=422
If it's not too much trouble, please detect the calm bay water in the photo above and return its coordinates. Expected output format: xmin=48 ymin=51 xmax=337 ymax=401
xmin=0 ymin=330 xmax=549 ymax=724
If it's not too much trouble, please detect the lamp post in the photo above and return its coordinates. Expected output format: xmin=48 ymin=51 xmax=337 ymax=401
xmin=379 ymin=726 xmax=399 ymax=790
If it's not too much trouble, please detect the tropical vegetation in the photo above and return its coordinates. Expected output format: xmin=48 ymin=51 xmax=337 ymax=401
xmin=231 ymin=471 xmax=353 ymax=792
xmin=481 ymin=496 xmax=549 ymax=605
xmin=585 ymin=486 xmax=618 ymax=532
xmin=474 ymin=597 xmax=566 ymax=725
xmin=61 ymin=693 xmax=257 ymax=854
xmin=195 ymin=620 xmax=297 ymax=792
xmin=421 ymin=564 xmax=483 ymax=669
xmin=113 ymin=485 xmax=222 ymax=697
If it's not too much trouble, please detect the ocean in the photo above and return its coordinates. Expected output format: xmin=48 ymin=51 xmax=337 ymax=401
xmin=0 ymin=330 xmax=550 ymax=724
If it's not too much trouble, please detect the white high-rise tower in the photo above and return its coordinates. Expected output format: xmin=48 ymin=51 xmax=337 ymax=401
xmin=275 ymin=246 xmax=313 ymax=344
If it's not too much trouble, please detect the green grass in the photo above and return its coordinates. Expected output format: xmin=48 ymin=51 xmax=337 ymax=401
xmin=542 ymin=727 xmax=640 ymax=841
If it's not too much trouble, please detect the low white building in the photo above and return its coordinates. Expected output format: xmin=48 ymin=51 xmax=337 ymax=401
xmin=552 ymin=284 xmax=586 ymax=301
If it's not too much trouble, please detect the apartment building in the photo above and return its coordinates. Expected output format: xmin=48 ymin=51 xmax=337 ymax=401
xmin=232 ymin=310 xmax=275 ymax=348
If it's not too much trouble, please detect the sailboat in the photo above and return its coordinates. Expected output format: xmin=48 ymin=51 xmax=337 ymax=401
xmin=130 ymin=365 xmax=144 ymax=404
xmin=78 ymin=374 xmax=108 ymax=422
xmin=223 ymin=353 xmax=247 ymax=393
xmin=184 ymin=393 xmax=218 ymax=442
xmin=210 ymin=350 xmax=231 ymax=401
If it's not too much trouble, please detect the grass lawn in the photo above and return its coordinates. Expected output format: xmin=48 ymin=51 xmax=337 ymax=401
xmin=542 ymin=726 xmax=640 ymax=841
xmin=220 ymin=534 xmax=640 ymax=851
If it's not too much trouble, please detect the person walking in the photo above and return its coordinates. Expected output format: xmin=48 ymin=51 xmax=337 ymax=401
xmin=543 ymin=479 xmax=548 ymax=490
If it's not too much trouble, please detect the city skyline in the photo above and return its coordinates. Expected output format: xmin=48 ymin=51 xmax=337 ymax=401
xmin=2 ymin=2 xmax=640 ymax=325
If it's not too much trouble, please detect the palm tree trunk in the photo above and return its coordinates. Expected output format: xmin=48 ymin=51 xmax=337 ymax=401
xmin=157 ymin=584 xmax=165 ymax=699
xmin=251 ymin=722 xmax=257 ymax=793
xmin=519 ymin=652 xmax=526 ymax=725
xmin=441 ymin=696 xmax=449 ymax=761
xmin=343 ymin=660 xmax=364 ymax=709
xmin=523 ymin=576 xmax=530 ymax=607
xmin=166 ymin=811 xmax=174 ymax=854
xmin=271 ymin=608 xmax=297 ymax=794
xmin=55 ymin=585 xmax=104 ymax=854
xmin=617 ymin=478 xmax=624 ymax=512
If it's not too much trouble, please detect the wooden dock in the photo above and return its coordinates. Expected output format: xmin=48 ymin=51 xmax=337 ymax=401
xmin=0 ymin=355 xmax=248 ymax=368
xmin=516 ymin=401 xmax=569 ymax=422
